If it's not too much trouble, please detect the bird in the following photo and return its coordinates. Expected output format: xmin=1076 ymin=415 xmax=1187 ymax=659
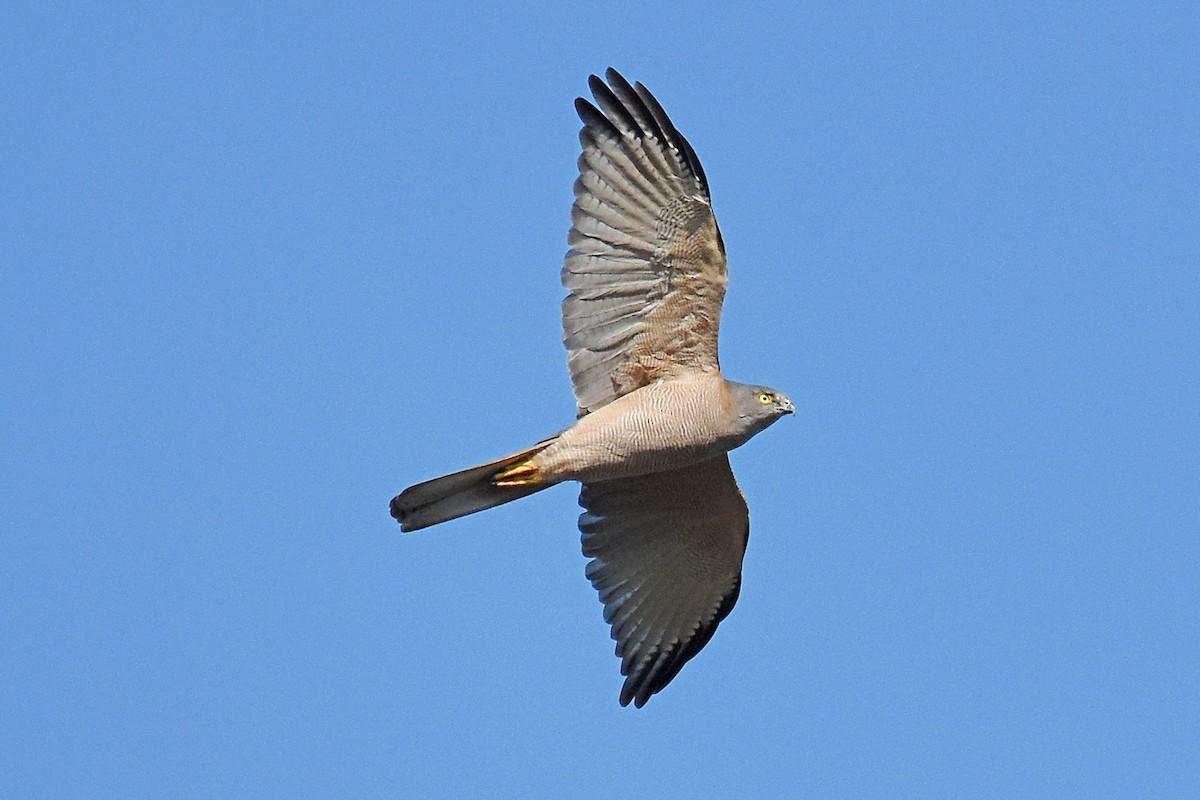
xmin=391 ymin=69 xmax=794 ymax=707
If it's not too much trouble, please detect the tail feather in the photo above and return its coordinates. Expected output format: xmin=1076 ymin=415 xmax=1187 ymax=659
xmin=390 ymin=438 xmax=558 ymax=532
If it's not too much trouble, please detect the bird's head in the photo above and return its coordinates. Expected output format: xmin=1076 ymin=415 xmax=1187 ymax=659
xmin=730 ymin=382 xmax=795 ymax=433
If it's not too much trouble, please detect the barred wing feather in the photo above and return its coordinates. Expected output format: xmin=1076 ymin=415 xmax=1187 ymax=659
xmin=563 ymin=69 xmax=728 ymax=416
xmin=578 ymin=455 xmax=749 ymax=707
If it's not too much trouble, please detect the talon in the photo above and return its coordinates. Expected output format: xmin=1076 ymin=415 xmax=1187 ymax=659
xmin=492 ymin=459 xmax=540 ymax=487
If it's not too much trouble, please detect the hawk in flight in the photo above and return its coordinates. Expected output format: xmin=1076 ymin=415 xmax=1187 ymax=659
xmin=392 ymin=69 xmax=793 ymax=707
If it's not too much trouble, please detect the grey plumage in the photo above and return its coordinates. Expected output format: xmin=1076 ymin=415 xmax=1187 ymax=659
xmin=580 ymin=455 xmax=748 ymax=708
xmin=390 ymin=69 xmax=793 ymax=707
xmin=391 ymin=439 xmax=558 ymax=532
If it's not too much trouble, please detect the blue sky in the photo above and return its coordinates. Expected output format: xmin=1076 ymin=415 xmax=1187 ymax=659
xmin=3 ymin=2 xmax=1197 ymax=797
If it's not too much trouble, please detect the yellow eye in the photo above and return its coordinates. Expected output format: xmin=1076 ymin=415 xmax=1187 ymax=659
xmin=757 ymin=392 xmax=773 ymax=405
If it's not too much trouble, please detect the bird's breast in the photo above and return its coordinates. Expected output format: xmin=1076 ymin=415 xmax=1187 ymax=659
xmin=538 ymin=375 xmax=741 ymax=483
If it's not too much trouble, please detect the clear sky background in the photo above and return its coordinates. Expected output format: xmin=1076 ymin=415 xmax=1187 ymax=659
xmin=3 ymin=3 xmax=1197 ymax=797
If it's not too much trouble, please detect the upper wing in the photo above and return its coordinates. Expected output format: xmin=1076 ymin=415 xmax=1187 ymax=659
xmin=563 ymin=69 xmax=728 ymax=416
xmin=578 ymin=455 xmax=749 ymax=707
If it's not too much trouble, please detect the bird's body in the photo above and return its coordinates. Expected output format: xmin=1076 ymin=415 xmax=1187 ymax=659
xmin=393 ymin=374 xmax=789 ymax=526
xmin=536 ymin=374 xmax=777 ymax=484
xmin=391 ymin=70 xmax=794 ymax=707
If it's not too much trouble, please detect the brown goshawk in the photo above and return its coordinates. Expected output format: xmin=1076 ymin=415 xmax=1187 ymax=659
xmin=391 ymin=69 xmax=793 ymax=707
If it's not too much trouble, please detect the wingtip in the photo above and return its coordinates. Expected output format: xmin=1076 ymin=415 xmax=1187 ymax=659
xmin=587 ymin=72 xmax=607 ymax=96
xmin=618 ymin=673 xmax=654 ymax=708
xmin=619 ymin=688 xmax=650 ymax=709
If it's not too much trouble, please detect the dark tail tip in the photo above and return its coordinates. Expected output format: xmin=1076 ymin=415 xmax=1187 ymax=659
xmin=389 ymin=494 xmax=410 ymax=530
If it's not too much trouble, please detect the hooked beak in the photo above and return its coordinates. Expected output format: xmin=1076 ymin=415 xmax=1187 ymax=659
xmin=780 ymin=398 xmax=795 ymax=415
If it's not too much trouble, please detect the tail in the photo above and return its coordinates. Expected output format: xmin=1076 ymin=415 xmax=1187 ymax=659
xmin=390 ymin=437 xmax=558 ymax=532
